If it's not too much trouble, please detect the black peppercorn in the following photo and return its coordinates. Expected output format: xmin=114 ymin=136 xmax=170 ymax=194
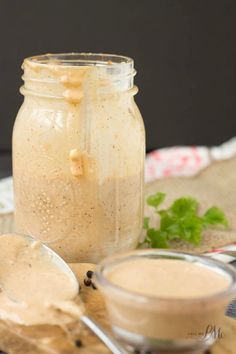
xmin=86 ymin=270 xmax=94 ymax=279
xmin=75 ymin=339 xmax=83 ymax=347
xmin=91 ymin=282 xmax=97 ymax=290
xmin=84 ymin=278 xmax=92 ymax=286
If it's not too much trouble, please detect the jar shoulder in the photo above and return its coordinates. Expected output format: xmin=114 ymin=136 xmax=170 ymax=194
xmin=13 ymin=97 xmax=145 ymax=134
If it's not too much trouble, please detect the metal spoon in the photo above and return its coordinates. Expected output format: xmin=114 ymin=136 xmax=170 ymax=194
xmin=0 ymin=233 xmax=128 ymax=354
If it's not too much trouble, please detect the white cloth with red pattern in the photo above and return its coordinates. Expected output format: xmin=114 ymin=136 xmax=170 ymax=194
xmin=145 ymin=137 xmax=236 ymax=182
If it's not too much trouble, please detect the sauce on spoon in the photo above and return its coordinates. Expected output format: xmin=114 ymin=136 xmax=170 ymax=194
xmin=0 ymin=234 xmax=79 ymax=325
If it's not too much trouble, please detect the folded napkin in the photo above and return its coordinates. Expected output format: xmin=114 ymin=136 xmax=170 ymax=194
xmin=207 ymin=245 xmax=236 ymax=263
xmin=145 ymin=137 xmax=236 ymax=182
xmin=0 ymin=177 xmax=13 ymax=214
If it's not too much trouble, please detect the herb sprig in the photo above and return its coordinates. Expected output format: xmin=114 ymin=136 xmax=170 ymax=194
xmin=143 ymin=192 xmax=229 ymax=248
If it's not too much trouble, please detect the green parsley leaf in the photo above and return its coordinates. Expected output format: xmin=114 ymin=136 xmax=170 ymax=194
xmin=147 ymin=192 xmax=166 ymax=208
xmin=170 ymin=197 xmax=198 ymax=217
xmin=143 ymin=217 xmax=150 ymax=230
xmin=203 ymin=206 xmax=229 ymax=228
xmin=146 ymin=228 xmax=169 ymax=248
xmin=179 ymin=215 xmax=202 ymax=245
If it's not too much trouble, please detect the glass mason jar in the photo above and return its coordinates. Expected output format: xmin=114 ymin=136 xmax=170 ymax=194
xmin=13 ymin=53 xmax=145 ymax=263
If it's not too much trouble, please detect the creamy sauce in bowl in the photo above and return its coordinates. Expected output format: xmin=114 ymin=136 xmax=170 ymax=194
xmin=96 ymin=250 xmax=236 ymax=343
xmin=107 ymin=258 xmax=231 ymax=299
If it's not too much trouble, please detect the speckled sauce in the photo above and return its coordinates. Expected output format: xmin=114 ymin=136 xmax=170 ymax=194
xmin=13 ymin=54 xmax=145 ymax=263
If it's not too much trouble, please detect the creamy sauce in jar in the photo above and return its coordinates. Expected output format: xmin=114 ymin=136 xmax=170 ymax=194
xmin=13 ymin=54 xmax=145 ymax=263
xmin=13 ymin=53 xmax=145 ymax=263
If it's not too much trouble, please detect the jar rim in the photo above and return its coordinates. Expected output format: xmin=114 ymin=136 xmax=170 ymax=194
xmin=24 ymin=52 xmax=134 ymax=69
xmin=22 ymin=53 xmax=136 ymax=98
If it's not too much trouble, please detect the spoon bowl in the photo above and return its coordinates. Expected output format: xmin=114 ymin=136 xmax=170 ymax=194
xmin=0 ymin=233 xmax=79 ymax=303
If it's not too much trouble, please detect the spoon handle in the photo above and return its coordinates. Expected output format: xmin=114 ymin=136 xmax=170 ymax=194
xmin=81 ymin=315 xmax=128 ymax=354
